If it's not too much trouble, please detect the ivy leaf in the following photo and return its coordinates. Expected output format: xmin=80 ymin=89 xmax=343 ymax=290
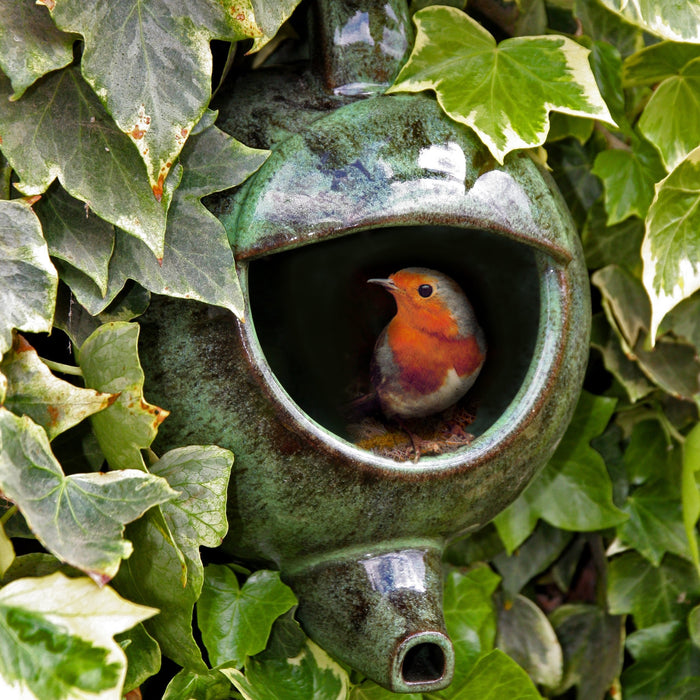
xmin=592 ymin=137 xmax=665 ymax=225
xmin=198 ymin=566 xmax=297 ymax=669
xmin=35 ymin=184 xmax=115 ymax=295
xmin=623 ymin=621 xmax=700 ymax=699
xmin=0 ymin=67 xmax=173 ymax=260
xmin=113 ymin=445 xmax=233 ymax=670
xmin=0 ymin=199 xmax=57 ymax=357
xmin=44 ymin=0 xmax=293 ymax=197
xmin=496 ymin=594 xmax=563 ymax=690
xmin=608 ymin=552 xmax=700 ymax=628
xmin=682 ymin=423 xmax=700 ymax=574
xmin=162 ymin=667 xmax=232 ymax=700
xmin=643 ymin=146 xmax=700 ymax=342
xmin=79 ymin=322 xmax=168 ymax=472
xmin=117 ymin=623 xmax=161 ymax=694
xmin=350 ymin=680 xmax=423 ymax=699
xmin=1 ymin=334 xmax=116 ymax=440
xmin=0 ymin=0 xmax=76 ymax=100
xmin=639 ymin=58 xmax=700 ymax=173
xmin=0 ymin=522 xmax=14 ymax=578
xmin=388 ymin=6 xmax=614 ymax=163
xmin=623 ymin=419 xmax=673 ymax=486
xmin=0 ymin=572 xmax=157 ymax=700
xmin=0 ymin=408 xmax=176 ymax=582
xmin=495 ymin=392 xmax=626 ymax=545
xmin=623 ymin=41 xmax=700 ymax=87
xmin=573 ymin=0 xmax=643 ymax=59
xmin=548 ymin=604 xmax=624 ymax=700
xmin=596 ymin=0 xmax=700 ymax=44
xmin=222 ymin=638 xmax=351 ymax=700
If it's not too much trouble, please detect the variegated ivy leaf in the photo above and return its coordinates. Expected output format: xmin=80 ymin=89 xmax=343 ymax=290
xmin=643 ymin=146 xmax=700 ymax=342
xmin=0 ymin=67 xmax=174 ymax=261
xmin=0 ymin=199 xmax=57 ymax=357
xmin=623 ymin=41 xmax=700 ymax=88
xmin=597 ymin=0 xmax=700 ymax=44
xmin=0 ymin=0 xmax=76 ymax=100
xmin=388 ymin=6 xmax=615 ymax=163
xmin=2 ymin=333 xmax=116 ymax=440
xmin=44 ymin=0 xmax=299 ymax=197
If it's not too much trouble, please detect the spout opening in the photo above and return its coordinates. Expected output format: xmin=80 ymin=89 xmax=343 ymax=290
xmin=402 ymin=642 xmax=445 ymax=683
xmin=393 ymin=632 xmax=454 ymax=692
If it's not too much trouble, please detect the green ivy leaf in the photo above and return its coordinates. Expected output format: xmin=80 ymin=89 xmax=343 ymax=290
xmin=0 ymin=522 xmax=14 ymax=578
xmin=198 ymin=566 xmax=297 ymax=669
xmin=639 ymin=58 xmax=700 ymax=173
xmin=0 ymin=0 xmax=76 ymax=100
xmin=548 ymin=604 xmax=624 ymax=700
xmin=222 ymin=638 xmax=350 ymax=700
xmin=0 ymin=408 xmax=176 ymax=583
xmin=116 ymin=623 xmax=161 ymax=694
xmin=2 ymin=334 xmax=115 ymax=440
xmin=44 ymin=0 xmax=293 ymax=196
xmin=0 ymin=572 xmax=157 ymax=700
xmin=608 ymin=552 xmax=700 ymax=628
xmin=574 ymin=0 xmax=643 ymax=59
xmin=350 ymin=680 xmax=423 ymax=699
xmin=597 ymin=0 xmax=700 ymax=43
xmin=592 ymin=138 xmax=665 ymax=225
xmin=623 ymin=41 xmax=700 ymax=87
xmin=583 ymin=201 xmax=644 ymax=273
xmin=448 ymin=648 xmax=542 ymax=699
xmin=682 ymin=423 xmax=700 ymax=574
xmin=496 ymin=594 xmax=563 ymax=690
xmin=495 ymin=392 xmax=626 ymax=545
xmin=35 ymin=184 xmax=115 ymax=295
xmin=0 ymin=67 xmax=173 ymax=260
xmin=79 ymin=322 xmax=168 ymax=472
xmin=113 ymin=445 xmax=233 ymax=671
xmin=623 ymin=419 xmax=672 ymax=486
xmin=388 ymin=6 xmax=614 ymax=163
xmin=162 ymin=667 xmax=232 ymax=700
xmin=0 ymin=199 xmax=57 ymax=357
xmin=623 ymin=621 xmax=700 ymax=699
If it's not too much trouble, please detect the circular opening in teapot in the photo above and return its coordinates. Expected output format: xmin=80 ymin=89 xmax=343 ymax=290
xmin=247 ymin=225 xmax=541 ymax=454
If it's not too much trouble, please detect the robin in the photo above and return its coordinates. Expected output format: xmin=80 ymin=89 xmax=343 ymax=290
xmin=368 ymin=267 xmax=486 ymax=445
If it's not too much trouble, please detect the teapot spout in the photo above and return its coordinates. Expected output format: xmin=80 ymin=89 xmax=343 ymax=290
xmin=285 ymin=544 xmax=454 ymax=693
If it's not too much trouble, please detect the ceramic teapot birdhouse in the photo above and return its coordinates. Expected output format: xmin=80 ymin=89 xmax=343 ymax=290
xmin=138 ymin=0 xmax=591 ymax=693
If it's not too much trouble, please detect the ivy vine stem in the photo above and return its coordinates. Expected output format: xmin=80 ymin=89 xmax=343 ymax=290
xmin=41 ymin=358 xmax=83 ymax=377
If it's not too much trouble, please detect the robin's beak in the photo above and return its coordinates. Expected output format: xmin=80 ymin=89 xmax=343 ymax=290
xmin=367 ymin=277 xmax=398 ymax=292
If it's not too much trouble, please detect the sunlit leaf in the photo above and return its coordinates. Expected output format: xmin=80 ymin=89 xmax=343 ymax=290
xmin=79 ymin=322 xmax=168 ymax=472
xmin=642 ymin=148 xmax=700 ymax=341
xmin=0 ymin=67 xmax=173 ymax=260
xmin=608 ymin=551 xmax=700 ymax=628
xmin=388 ymin=6 xmax=614 ymax=163
xmin=597 ymin=0 xmax=700 ymax=43
xmin=0 ymin=572 xmax=157 ymax=700
xmin=0 ymin=408 xmax=176 ymax=583
xmin=198 ymin=566 xmax=297 ymax=669
xmin=113 ymin=445 xmax=233 ymax=670
xmin=2 ymin=333 xmax=115 ymax=440
xmin=0 ymin=199 xmax=57 ymax=357
xmin=624 ymin=41 xmax=700 ymax=87
xmin=0 ymin=0 xmax=76 ymax=100
xmin=162 ymin=667 xmax=232 ymax=700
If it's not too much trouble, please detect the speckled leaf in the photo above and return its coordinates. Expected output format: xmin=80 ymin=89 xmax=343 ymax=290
xmin=388 ymin=6 xmax=614 ymax=163
xmin=2 ymin=334 xmax=115 ymax=440
xmin=624 ymin=41 xmax=700 ymax=87
xmin=548 ymin=604 xmax=623 ymax=699
xmin=198 ymin=566 xmax=297 ymax=669
xmin=597 ymin=0 xmax=700 ymax=43
xmin=0 ymin=199 xmax=57 ymax=357
xmin=496 ymin=594 xmax=563 ymax=690
xmin=623 ymin=621 xmax=700 ymax=698
xmin=0 ymin=68 xmax=172 ymax=260
xmin=44 ymin=0 xmax=293 ymax=196
xmin=0 ymin=0 xmax=76 ymax=100
xmin=0 ymin=572 xmax=157 ymax=700
xmin=79 ymin=322 xmax=168 ymax=472
xmin=223 ymin=638 xmax=350 ymax=700
xmin=114 ymin=445 xmax=233 ymax=671
xmin=35 ymin=184 xmax=115 ymax=295
xmin=639 ymin=58 xmax=700 ymax=173
xmin=592 ymin=137 xmax=665 ymax=225
xmin=608 ymin=552 xmax=700 ymax=627
xmin=643 ymin=147 xmax=700 ymax=342
xmin=682 ymin=424 xmax=700 ymax=574
xmin=0 ymin=408 xmax=176 ymax=582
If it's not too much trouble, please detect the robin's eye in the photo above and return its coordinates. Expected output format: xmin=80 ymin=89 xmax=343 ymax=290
xmin=418 ymin=284 xmax=433 ymax=298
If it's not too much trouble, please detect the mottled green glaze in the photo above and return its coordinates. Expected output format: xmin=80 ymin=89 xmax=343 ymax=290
xmin=139 ymin=0 xmax=591 ymax=693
